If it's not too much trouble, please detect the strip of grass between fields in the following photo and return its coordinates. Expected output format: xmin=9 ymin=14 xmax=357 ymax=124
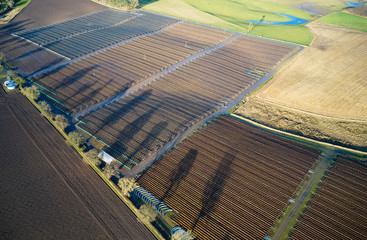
xmin=319 ymin=12 xmax=367 ymax=32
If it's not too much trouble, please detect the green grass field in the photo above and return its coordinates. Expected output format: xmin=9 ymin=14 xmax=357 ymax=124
xmin=141 ymin=0 xmax=365 ymax=44
xmin=319 ymin=12 xmax=367 ymax=32
xmin=142 ymin=0 xmax=317 ymax=45
xmin=15 ymin=0 xmax=32 ymax=8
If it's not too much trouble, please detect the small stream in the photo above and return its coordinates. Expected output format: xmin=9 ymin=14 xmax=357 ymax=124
xmin=245 ymin=12 xmax=309 ymax=25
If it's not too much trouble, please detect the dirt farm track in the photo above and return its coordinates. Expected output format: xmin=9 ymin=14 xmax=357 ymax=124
xmin=0 ymin=91 xmax=154 ymax=239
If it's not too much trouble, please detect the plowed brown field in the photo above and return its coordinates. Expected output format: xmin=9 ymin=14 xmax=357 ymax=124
xmin=0 ymin=90 xmax=155 ymax=240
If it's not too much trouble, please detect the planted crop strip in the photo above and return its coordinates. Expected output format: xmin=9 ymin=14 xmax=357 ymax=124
xmin=14 ymin=9 xmax=136 ymax=46
xmin=77 ymin=35 xmax=299 ymax=169
xmin=41 ymin=11 xmax=179 ymax=59
xmin=290 ymin=157 xmax=367 ymax=240
xmin=2 ymin=38 xmax=65 ymax=76
xmin=137 ymin=116 xmax=320 ymax=239
xmin=31 ymin=22 xmax=234 ymax=114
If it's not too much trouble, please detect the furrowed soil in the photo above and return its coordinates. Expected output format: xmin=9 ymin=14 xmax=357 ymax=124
xmin=0 ymin=89 xmax=155 ymax=239
xmin=236 ymin=22 xmax=367 ymax=149
xmin=0 ymin=0 xmax=105 ymax=75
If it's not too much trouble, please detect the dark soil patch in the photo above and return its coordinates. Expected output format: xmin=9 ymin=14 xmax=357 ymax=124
xmin=0 ymin=91 xmax=155 ymax=239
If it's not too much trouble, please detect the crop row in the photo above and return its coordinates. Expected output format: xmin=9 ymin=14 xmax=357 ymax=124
xmin=32 ymin=22 xmax=234 ymax=114
xmin=290 ymin=157 xmax=367 ymax=239
xmin=78 ymin=35 xmax=298 ymax=170
xmin=43 ymin=11 xmax=179 ymax=59
xmin=137 ymin=116 xmax=320 ymax=239
xmin=16 ymin=9 xmax=135 ymax=45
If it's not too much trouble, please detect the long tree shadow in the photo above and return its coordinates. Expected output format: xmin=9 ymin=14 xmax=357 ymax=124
xmin=139 ymin=0 xmax=159 ymax=8
xmin=161 ymin=148 xmax=198 ymax=201
xmin=103 ymin=98 xmax=162 ymax=168
xmin=90 ymin=90 xmax=152 ymax=137
xmin=0 ymin=19 xmax=35 ymax=43
xmin=191 ymin=151 xmax=237 ymax=231
xmin=54 ymin=65 xmax=98 ymax=91
xmin=127 ymin=120 xmax=169 ymax=162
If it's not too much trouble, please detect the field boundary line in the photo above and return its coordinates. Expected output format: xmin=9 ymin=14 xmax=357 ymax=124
xmin=270 ymin=149 xmax=336 ymax=240
xmin=231 ymin=114 xmax=367 ymax=157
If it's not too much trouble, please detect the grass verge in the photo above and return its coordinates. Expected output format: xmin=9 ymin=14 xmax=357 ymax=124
xmin=274 ymin=151 xmax=336 ymax=239
xmin=319 ymin=11 xmax=367 ymax=31
xmin=230 ymin=114 xmax=367 ymax=159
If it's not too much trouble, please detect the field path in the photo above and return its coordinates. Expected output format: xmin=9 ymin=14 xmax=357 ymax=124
xmin=271 ymin=149 xmax=336 ymax=240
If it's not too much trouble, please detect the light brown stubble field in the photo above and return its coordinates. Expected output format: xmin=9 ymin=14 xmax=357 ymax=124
xmin=236 ymin=22 xmax=367 ymax=149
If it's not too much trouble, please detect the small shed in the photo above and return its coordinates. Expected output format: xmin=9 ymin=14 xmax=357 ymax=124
xmin=98 ymin=150 xmax=114 ymax=164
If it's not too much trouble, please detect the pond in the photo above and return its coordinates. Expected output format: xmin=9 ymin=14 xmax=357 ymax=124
xmin=245 ymin=12 xmax=309 ymax=25
xmin=345 ymin=2 xmax=365 ymax=7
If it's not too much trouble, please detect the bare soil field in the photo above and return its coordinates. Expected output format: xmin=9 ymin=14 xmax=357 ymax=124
xmin=0 ymin=91 xmax=108 ymax=239
xmin=0 ymin=0 xmax=105 ymax=76
xmin=237 ymin=22 xmax=367 ymax=149
xmin=138 ymin=116 xmax=320 ymax=239
xmin=0 ymin=90 xmax=155 ymax=240
xmin=290 ymin=156 xmax=367 ymax=239
xmin=77 ymin=34 xmax=298 ymax=170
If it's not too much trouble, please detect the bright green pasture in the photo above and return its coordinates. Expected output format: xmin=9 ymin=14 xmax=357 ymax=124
xmin=142 ymin=0 xmax=316 ymax=45
xmin=264 ymin=0 xmax=350 ymax=12
xmin=319 ymin=12 xmax=367 ymax=32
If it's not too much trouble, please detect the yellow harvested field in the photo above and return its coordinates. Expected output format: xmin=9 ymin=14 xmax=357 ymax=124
xmin=254 ymin=21 xmax=367 ymax=121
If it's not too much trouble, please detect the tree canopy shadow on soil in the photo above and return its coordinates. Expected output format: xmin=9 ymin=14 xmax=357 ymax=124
xmin=139 ymin=0 xmax=159 ymax=8
xmin=99 ymin=90 xmax=162 ymax=168
xmin=161 ymin=148 xmax=198 ymax=201
xmin=127 ymin=120 xmax=169 ymax=161
xmin=191 ymin=150 xmax=237 ymax=235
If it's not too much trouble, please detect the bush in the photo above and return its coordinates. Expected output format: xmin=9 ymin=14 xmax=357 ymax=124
xmin=171 ymin=229 xmax=195 ymax=240
xmin=7 ymin=0 xmax=15 ymax=8
xmin=38 ymin=100 xmax=53 ymax=118
xmin=118 ymin=177 xmax=137 ymax=197
xmin=84 ymin=148 xmax=101 ymax=166
xmin=67 ymin=131 xmax=86 ymax=148
xmin=103 ymin=164 xmax=118 ymax=179
xmin=139 ymin=204 xmax=157 ymax=223
xmin=22 ymin=85 xmax=40 ymax=100
xmin=54 ymin=114 xmax=69 ymax=131
xmin=7 ymin=69 xmax=17 ymax=78
xmin=13 ymin=76 xmax=26 ymax=88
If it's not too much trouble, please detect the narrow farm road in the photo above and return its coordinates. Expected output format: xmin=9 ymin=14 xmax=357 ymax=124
xmin=271 ymin=149 xmax=336 ymax=240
